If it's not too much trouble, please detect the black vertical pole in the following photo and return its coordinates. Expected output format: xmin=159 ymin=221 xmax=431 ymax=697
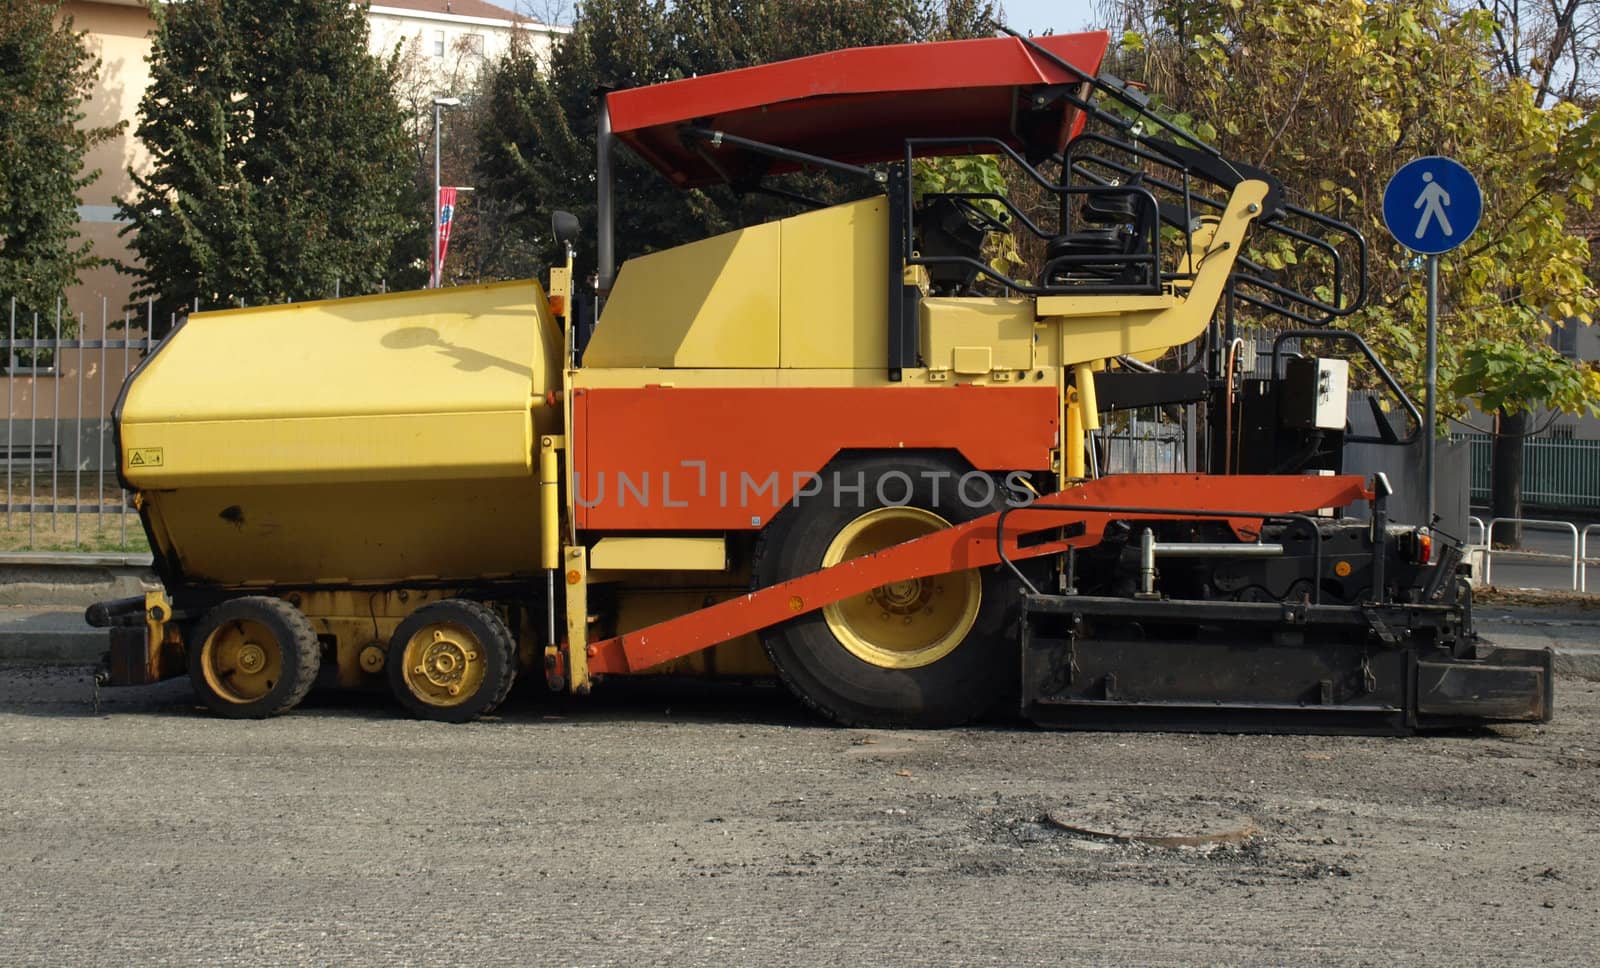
xmin=885 ymin=165 xmax=917 ymax=382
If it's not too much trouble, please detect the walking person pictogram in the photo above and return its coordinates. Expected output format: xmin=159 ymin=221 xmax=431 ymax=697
xmin=1413 ymin=171 xmax=1452 ymax=240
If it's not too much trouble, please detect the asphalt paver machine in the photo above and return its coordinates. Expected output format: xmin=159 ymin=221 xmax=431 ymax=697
xmin=93 ymin=29 xmax=1552 ymax=732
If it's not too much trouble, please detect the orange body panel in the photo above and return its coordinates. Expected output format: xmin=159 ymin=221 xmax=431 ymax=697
xmin=571 ymin=385 xmax=1060 ymax=531
xmin=587 ymin=473 xmax=1373 ymax=674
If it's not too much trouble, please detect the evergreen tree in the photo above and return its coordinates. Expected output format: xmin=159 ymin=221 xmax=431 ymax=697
xmin=118 ymin=0 xmax=424 ymax=326
xmin=0 ymin=0 xmax=120 ymax=335
xmin=473 ymin=0 xmax=996 ymax=279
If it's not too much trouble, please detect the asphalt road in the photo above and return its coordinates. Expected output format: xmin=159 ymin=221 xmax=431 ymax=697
xmin=0 ymin=667 xmax=1596 ymax=967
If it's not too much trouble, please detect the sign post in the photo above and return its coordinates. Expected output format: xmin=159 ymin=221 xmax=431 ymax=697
xmin=1382 ymin=156 xmax=1481 ymax=523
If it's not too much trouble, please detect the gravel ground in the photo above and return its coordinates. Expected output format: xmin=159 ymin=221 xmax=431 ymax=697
xmin=0 ymin=667 xmax=1596 ymax=967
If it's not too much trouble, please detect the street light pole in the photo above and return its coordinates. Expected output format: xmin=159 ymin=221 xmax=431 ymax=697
xmin=432 ymin=97 xmax=462 ymax=288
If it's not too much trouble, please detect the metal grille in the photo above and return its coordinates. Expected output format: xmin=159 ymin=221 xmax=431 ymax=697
xmin=1456 ymin=432 xmax=1600 ymax=510
xmin=1 ymin=297 xmax=167 ymax=553
xmin=1101 ymin=411 xmax=1186 ymax=474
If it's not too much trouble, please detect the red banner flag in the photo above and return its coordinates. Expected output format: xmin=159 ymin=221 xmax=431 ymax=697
xmin=434 ymin=186 xmax=457 ymax=287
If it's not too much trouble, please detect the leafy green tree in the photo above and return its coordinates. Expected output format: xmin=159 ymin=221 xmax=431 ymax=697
xmin=117 ymin=0 xmax=424 ymax=326
xmin=473 ymin=0 xmax=996 ymax=280
xmin=0 ymin=0 xmax=120 ymax=337
xmin=1104 ymin=0 xmax=1600 ymax=520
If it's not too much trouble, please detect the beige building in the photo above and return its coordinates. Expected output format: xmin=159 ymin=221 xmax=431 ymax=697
xmin=62 ymin=0 xmax=154 ymax=340
xmin=369 ymin=0 xmax=559 ymax=81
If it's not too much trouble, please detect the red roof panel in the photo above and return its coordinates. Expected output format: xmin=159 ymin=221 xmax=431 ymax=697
xmin=607 ymin=32 xmax=1112 ymax=188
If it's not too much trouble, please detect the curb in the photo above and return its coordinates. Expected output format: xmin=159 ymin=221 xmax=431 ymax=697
xmin=0 ymin=552 xmax=154 ymax=567
xmin=1553 ymin=646 xmax=1600 ymax=681
xmin=0 ymin=561 xmax=157 ymax=608
xmin=3 ymin=629 xmax=108 ymax=665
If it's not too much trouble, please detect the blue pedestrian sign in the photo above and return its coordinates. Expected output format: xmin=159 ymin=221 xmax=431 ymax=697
xmin=1382 ymin=156 xmax=1481 ymax=255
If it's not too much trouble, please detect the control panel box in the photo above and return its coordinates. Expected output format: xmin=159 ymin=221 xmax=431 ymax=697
xmin=1281 ymin=356 xmax=1349 ymax=431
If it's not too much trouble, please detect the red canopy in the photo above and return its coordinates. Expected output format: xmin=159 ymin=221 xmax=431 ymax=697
xmin=606 ymin=32 xmax=1112 ymax=188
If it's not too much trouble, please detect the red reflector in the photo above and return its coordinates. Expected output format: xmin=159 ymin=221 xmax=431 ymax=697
xmin=549 ymin=294 xmax=566 ymax=317
xmin=1417 ymin=532 xmax=1433 ymax=565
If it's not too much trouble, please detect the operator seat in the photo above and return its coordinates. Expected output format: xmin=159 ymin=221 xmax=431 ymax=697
xmin=1044 ymin=177 xmax=1154 ymax=289
xmin=916 ymin=194 xmax=989 ymax=295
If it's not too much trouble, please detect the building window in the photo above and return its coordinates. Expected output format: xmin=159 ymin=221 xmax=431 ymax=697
xmin=432 ymin=30 xmax=445 ymax=57
xmin=1550 ymin=317 xmax=1580 ymax=358
xmin=7 ymin=348 xmax=56 ymax=375
xmin=464 ymin=33 xmax=485 ymax=56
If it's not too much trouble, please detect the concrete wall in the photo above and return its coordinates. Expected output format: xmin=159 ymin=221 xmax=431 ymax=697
xmin=1343 ymin=436 xmax=1470 ymax=538
xmin=1343 ymin=391 xmax=1470 ymax=537
xmin=0 ymin=418 xmax=123 ymax=474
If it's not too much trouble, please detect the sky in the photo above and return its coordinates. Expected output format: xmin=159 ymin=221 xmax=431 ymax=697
xmin=996 ymin=0 xmax=1103 ymax=35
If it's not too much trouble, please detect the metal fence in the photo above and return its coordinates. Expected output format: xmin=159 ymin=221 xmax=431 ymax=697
xmin=1457 ymin=432 xmax=1600 ymax=510
xmin=0 ymin=296 xmax=170 ymax=554
xmin=1102 ymin=412 xmax=1186 ymax=474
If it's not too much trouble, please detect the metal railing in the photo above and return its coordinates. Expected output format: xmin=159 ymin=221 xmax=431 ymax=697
xmin=1481 ymin=517 xmax=1581 ymax=591
xmin=1467 ymin=515 xmax=1488 ymax=549
xmin=1583 ymin=524 xmax=1600 ymax=594
xmin=0 ymin=297 xmax=166 ymax=554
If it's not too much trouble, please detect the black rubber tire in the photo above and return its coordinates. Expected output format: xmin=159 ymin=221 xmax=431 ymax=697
xmin=387 ymin=599 xmax=517 ymax=724
xmin=753 ymin=454 xmax=1017 ymax=728
xmin=188 ymin=596 xmax=322 ymax=719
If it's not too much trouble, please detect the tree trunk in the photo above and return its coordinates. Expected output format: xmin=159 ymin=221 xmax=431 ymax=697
xmin=1490 ymin=409 xmax=1525 ymax=547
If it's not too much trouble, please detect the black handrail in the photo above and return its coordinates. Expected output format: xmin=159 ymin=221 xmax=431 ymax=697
xmin=904 ymin=136 xmax=1165 ymax=296
xmin=1066 ymin=142 xmax=1367 ymax=322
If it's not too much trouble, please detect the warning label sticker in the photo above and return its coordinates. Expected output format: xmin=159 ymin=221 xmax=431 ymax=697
xmin=127 ymin=448 xmax=164 ymax=468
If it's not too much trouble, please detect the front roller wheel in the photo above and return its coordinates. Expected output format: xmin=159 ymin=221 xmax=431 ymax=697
xmin=189 ymin=596 xmax=322 ymax=719
xmin=387 ymin=599 xmax=516 ymax=723
xmin=753 ymin=455 xmax=1016 ymax=728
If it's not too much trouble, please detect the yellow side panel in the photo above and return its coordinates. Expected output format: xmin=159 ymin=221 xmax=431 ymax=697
xmin=142 ymin=478 xmax=541 ymax=587
xmin=120 ymin=279 xmax=561 ymax=487
xmin=1034 ymin=293 xmax=1177 ymax=317
xmin=585 ymin=221 xmax=780 ymax=368
xmin=920 ymin=297 xmax=1037 ymax=376
xmin=779 ymin=198 xmax=888 ymax=369
xmin=123 ymin=412 xmax=530 ymax=487
xmin=590 ymin=536 xmax=727 ymax=571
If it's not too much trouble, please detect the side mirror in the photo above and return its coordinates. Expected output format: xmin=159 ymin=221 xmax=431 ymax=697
xmin=551 ymin=210 xmax=580 ymax=252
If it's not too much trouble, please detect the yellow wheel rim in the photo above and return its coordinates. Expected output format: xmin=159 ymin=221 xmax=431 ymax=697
xmin=398 ymin=622 xmax=486 ymax=708
xmin=821 ymin=506 xmax=982 ymax=670
xmin=199 ymin=619 xmax=284 ymax=704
